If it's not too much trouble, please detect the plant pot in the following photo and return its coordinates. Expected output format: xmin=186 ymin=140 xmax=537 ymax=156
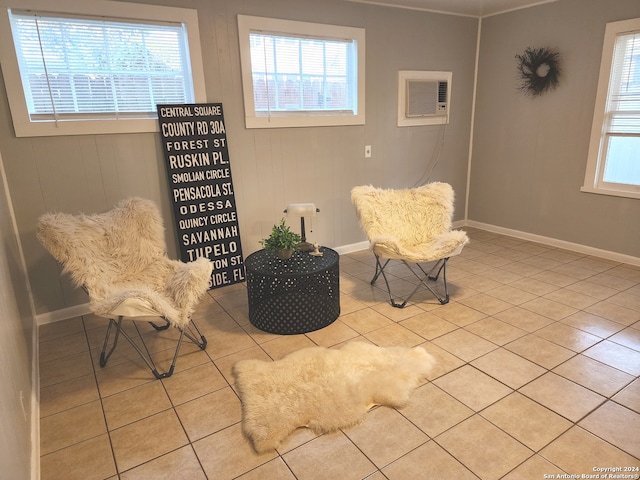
xmin=275 ymin=248 xmax=294 ymax=260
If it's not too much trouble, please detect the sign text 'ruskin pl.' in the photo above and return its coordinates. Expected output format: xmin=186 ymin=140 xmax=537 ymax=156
xmin=158 ymin=103 xmax=244 ymax=289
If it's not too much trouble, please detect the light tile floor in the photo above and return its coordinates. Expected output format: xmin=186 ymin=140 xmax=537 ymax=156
xmin=39 ymin=228 xmax=640 ymax=479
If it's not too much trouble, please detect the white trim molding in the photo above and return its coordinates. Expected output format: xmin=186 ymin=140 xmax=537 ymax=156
xmin=237 ymin=15 xmax=365 ymax=129
xmin=582 ymin=16 xmax=640 ymax=199
xmin=36 ymin=303 xmax=92 ymax=326
xmin=466 ymin=220 xmax=640 ymax=267
xmin=333 ymin=240 xmax=369 ymax=255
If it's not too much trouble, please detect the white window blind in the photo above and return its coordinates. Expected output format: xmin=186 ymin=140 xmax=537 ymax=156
xmin=248 ymin=32 xmax=355 ymax=115
xmin=8 ymin=10 xmax=195 ymax=122
xmin=602 ymin=31 xmax=640 ymax=185
xmin=237 ymin=15 xmax=365 ymax=129
xmin=607 ymin=32 xmax=640 ymax=134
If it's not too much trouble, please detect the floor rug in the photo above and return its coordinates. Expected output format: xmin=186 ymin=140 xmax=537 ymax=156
xmin=232 ymin=341 xmax=436 ymax=453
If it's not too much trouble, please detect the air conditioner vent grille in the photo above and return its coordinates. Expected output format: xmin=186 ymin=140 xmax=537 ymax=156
xmin=406 ymin=80 xmax=448 ymax=117
xmin=398 ymin=71 xmax=451 ymax=127
xmin=438 ymin=81 xmax=448 ymax=103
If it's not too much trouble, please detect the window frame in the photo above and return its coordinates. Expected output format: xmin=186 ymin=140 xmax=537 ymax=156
xmin=0 ymin=0 xmax=206 ymax=137
xmin=582 ymin=17 xmax=640 ymax=200
xmin=237 ymin=15 xmax=365 ymax=129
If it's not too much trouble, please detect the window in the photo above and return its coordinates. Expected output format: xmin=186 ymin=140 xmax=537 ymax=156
xmin=0 ymin=0 xmax=205 ymax=137
xmin=237 ymin=15 xmax=365 ymax=128
xmin=583 ymin=17 xmax=640 ymax=199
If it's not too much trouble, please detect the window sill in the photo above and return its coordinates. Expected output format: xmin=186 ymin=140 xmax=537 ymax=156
xmin=580 ymin=185 xmax=640 ymax=200
xmin=10 ymin=118 xmax=166 ymax=138
xmin=245 ymin=114 xmax=365 ymax=129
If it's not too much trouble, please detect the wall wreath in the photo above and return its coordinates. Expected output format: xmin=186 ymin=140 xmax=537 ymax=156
xmin=515 ymin=46 xmax=561 ymax=96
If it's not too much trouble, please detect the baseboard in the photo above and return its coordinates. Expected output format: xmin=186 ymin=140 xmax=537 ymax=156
xmin=36 ymin=303 xmax=92 ymax=326
xmin=31 ymin=330 xmax=40 ymax=480
xmin=465 ymin=220 xmax=640 ymax=267
xmin=36 ymin=222 xmax=640 ymax=326
xmin=333 ymin=241 xmax=369 ymax=255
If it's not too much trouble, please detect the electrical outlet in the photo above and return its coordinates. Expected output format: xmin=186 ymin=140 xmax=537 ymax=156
xmin=364 ymin=145 xmax=372 ymax=158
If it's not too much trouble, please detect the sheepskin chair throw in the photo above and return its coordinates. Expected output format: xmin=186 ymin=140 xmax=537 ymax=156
xmin=37 ymin=197 xmax=213 ymax=328
xmin=232 ymin=341 xmax=436 ymax=453
xmin=351 ymin=183 xmax=469 ymax=262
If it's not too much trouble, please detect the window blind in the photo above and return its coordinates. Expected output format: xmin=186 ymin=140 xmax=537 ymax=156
xmin=9 ymin=11 xmax=194 ymax=121
xmin=602 ymin=31 xmax=640 ymax=186
xmin=606 ymin=32 xmax=640 ymax=135
xmin=248 ymin=32 xmax=355 ymax=115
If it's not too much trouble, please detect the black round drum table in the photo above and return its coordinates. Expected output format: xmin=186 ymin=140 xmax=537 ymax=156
xmin=245 ymin=247 xmax=340 ymax=334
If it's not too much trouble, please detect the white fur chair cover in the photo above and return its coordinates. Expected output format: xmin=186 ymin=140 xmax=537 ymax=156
xmin=37 ymin=197 xmax=213 ymax=328
xmin=351 ymin=183 xmax=469 ymax=262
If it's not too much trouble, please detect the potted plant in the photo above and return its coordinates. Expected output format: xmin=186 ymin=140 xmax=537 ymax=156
xmin=260 ymin=218 xmax=301 ymax=260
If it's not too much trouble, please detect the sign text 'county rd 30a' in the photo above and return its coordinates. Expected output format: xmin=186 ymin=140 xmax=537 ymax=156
xmin=158 ymin=103 xmax=245 ymax=289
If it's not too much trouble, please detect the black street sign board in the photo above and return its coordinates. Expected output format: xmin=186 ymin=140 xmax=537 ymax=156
xmin=157 ymin=103 xmax=245 ymax=289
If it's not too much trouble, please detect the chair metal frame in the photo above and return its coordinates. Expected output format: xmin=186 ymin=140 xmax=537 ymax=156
xmin=99 ymin=315 xmax=207 ymax=379
xmin=372 ymin=255 xmax=450 ymax=308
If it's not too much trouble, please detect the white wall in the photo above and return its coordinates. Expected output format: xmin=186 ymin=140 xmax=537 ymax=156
xmin=0 ymin=147 xmax=36 ymax=480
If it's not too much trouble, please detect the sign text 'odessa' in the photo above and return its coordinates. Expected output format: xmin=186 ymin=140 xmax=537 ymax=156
xmin=157 ymin=103 xmax=245 ymax=289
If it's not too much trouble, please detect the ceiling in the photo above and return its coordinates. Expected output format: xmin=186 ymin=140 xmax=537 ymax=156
xmin=344 ymin=0 xmax=559 ymax=17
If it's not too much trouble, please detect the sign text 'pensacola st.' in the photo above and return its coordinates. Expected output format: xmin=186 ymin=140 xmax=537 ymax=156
xmin=157 ymin=103 xmax=245 ymax=289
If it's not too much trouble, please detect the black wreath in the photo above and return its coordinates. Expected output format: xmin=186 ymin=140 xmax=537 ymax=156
xmin=515 ymin=47 xmax=561 ymax=96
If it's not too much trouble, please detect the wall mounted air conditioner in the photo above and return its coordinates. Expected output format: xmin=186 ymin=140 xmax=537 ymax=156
xmin=397 ymin=70 xmax=452 ymax=127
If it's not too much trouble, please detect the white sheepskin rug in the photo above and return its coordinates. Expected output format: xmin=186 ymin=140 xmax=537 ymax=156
xmin=232 ymin=341 xmax=436 ymax=453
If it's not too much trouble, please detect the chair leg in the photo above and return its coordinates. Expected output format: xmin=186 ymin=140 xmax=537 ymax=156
xmin=98 ymin=316 xmax=207 ymax=379
xmin=371 ymin=256 xmax=451 ymax=308
xmin=371 ymin=255 xmax=391 ymax=285
xmin=100 ymin=317 xmax=122 ymax=367
xmin=372 ymin=255 xmax=412 ymax=308
xmin=159 ymin=318 xmax=207 ymax=379
xmin=182 ymin=318 xmax=208 ymax=350
xmin=411 ymin=258 xmax=450 ymax=305
xmin=148 ymin=319 xmax=171 ymax=331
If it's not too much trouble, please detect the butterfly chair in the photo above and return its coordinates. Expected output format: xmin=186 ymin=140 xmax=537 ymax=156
xmin=37 ymin=197 xmax=213 ymax=379
xmin=351 ymin=183 xmax=469 ymax=308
